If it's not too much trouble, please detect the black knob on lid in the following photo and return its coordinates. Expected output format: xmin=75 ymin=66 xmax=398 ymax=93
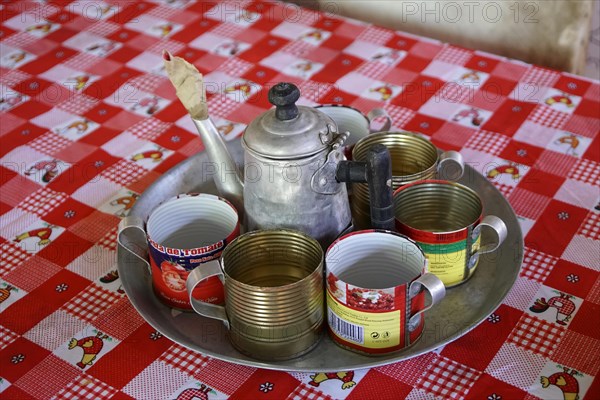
xmin=268 ymin=82 xmax=300 ymax=121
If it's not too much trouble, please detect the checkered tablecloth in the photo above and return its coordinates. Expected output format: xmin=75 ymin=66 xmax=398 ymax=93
xmin=1 ymin=1 xmax=599 ymax=399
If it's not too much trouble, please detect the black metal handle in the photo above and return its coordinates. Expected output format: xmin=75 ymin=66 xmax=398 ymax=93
xmin=337 ymin=144 xmax=395 ymax=231
xmin=268 ymin=82 xmax=300 ymax=121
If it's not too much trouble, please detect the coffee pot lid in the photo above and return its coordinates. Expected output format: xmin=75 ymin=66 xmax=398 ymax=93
xmin=242 ymin=83 xmax=337 ymax=159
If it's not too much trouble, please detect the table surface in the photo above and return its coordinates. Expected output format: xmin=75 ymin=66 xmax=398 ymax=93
xmin=1 ymin=1 xmax=599 ymax=399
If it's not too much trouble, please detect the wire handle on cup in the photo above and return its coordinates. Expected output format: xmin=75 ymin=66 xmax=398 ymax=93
xmin=437 ymin=151 xmax=465 ymax=181
xmin=117 ymin=216 xmax=151 ymax=275
xmin=186 ymin=262 xmax=230 ymax=328
xmin=468 ymin=215 xmax=508 ymax=270
xmin=407 ymin=273 xmax=446 ymax=332
xmin=367 ymin=108 xmax=392 ymax=132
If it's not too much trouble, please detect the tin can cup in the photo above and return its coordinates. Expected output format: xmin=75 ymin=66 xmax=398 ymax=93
xmin=316 ymin=104 xmax=392 ymax=159
xmin=351 ymin=131 xmax=464 ymax=229
xmin=325 ymin=230 xmax=445 ymax=355
xmin=146 ymin=193 xmax=239 ymax=310
xmin=393 ymin=180 xmax=508 ymax=287
xmin=186 ymin=229 xmax=324 ymax=361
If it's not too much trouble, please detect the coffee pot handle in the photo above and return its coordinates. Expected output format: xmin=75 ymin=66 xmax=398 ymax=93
xmin=186 ymin=262 xmax=230 ymax=328
xmin=407 ymin=273 xmax=446 ymax=332
xmin=117 ymin=216 xmax=151 ymax=275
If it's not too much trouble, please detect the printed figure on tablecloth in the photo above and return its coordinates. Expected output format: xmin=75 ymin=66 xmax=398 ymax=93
xmin=541 ymin=366 xmax=583 ymax=400
xmin=125 ymin=92 xmax=169 ymax=116
xmin=0 ymin=92 xmax=28 ymax=111
xmin=173 ymin=382 xmax=218 ymax=400
xmin=54 ymin=118 xmax=99 ymax=140
xmin=85 ymin=40 xmax=121 ymax=57
xmin=223 ymin=80 xmax=259 ymax=102
xmin=547 ymin=131 xmax=592 ymax=158
xmin=487 ymin=162 xmax=521 ymax=180
xmin=371 ymin=49 xmax=406 ymax=65
xmin=0 ymin=281 xmax=26 ymax=309
xmin=130 ymin=95 xmax=161 ymax=115
xmin=215 ymin=119 xmax=245 ymax=141
xmin=131 ymin=147 xmax=165 ymax=163
xmin=14 ymin=223 xmax=57 ymax=246
xmin=364 ymin=82 xmax=401 ymax=101
xmin=451 ymin=106 xmax=492 ymax=128
xmin=299 ymin=29 xmax=331 ymax=45
xmin=309 ymin=371 xmax=356 ymax=390
xmin=98 ymin=269 xmax=124 ymax=294
xmin=68 ymin=330 xmax=112 ymax=368
xmin=25 ymin=21 xmax=59 ymax=36
xmin=0 ymin=283 xmax=17 ymax=304
xmin=446 ymin=67 xmax=490 ymax=87
xmin=530 ymin=291 xmax=576 ymax=325
xmin=151 ymin=22 xmax=182 ymax=38
xmin=283 ymin=59 xmax=324 ymax=79
xmin=12 ymin=221 xmax=64 ymax=253
xmin=110 ymin=192 xmax=139 ymax=217
xmin=24 ymin=159 xmax=63 ymax=183
xmin=0 ymin=50 xmax=34 ymax=69
xmin=213 ymin=40 xmax=250 ymax=57
xmin=542 ymin=89 xmax=581 ymax=113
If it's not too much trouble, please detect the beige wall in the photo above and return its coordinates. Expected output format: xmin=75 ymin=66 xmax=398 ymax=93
xmin=292 ymin=0 xmax=594 ymax=74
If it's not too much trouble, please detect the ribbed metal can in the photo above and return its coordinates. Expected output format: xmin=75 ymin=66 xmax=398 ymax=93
xmin=351 ymin=132 xmax=441 ymax=229
xmin=187 ymin=229 xmax=324 ymax=360
xmin=393 ymin=180 xmax=507 ymax=287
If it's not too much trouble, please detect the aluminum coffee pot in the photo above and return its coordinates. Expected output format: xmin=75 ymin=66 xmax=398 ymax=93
xmin=193 ymin=82 xmax=352 ymax=248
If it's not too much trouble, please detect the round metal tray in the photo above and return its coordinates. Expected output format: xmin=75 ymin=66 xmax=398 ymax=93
xmin=117 ymin=140 xmax=523 ymax=372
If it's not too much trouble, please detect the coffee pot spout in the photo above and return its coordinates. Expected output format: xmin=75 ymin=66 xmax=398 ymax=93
xmin=192 ymin=118 xmax=244 ymax=214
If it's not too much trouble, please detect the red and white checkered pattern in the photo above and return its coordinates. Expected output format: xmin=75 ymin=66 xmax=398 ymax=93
xmin=147 ymin=5 xmax=180 ymax=20
xmin=1 ymin=242 xmax=33 ymax=276
xmin=159 ymin=343 xmax=210 ymax=376
xmin=28 ymin=133 xmax=72 ymax=155
xmin=510 ymin=188 xmax=552 ymax=220
xmin=127 ymin=117 xmax=171 ymax=141
xmin=288 ymin=383 xmax=332 ymax=400
xmin=534 ymin=150 xmax=578 ymax=178
xmin=568 ymin=158 xmax=600 ymax=186
xmin=87 ymin=21 xmax=120 ymax=37
xmin=0 ymin=1 xmax=598 ymax=399
xmin=529 ymin=104 xmax=569 ymax=129
xmin=281 ymin=40 xmax=315 ymax=57
xmin=100 ymin=160 xmax=147 ymax=186
xmin=128 ymin=73 xmax=168 ymax=94
xmin=211 ymin=22 xmax=245 ymax=38
xmin=356 ymin=26 xmax=393 ymax=45
xmin=56 ymin=93 xmax=99 ymax=115
xmin=0 ymin=325 xmax=19 ymax=350
xmin=416 ymin=357 xmax=481 ymax=399
xmin=96 ymin=226 xmax=118 ymax=251
xmin=490 ymin=182 xmax=515 ymax=198
xmin=438 ymin=82 xmax=473 ymax=103
xmin=465 ymin=130 xmax=510 ymax=156
xmin=54 ymin=375 xmax=118 ymax=400
xmin=207 ymin=95 xmax=241 ymax=117
xmin=63 ymin=53 xmax=102 ymax=71
xmin=577 ymin=211 xmax=600 ymax=240
xmin=2 ymin=32 xmax=39 ymax=49
xmin=520 ymin=67 xmax=560 ymax=87
xmin=0 ymin=69 xmax=31 ymax=87
xmin=146 ymin=39 xmax=186 ymax=55
xmin=434 ymin=46 xmax=471 ymax=66
xmin=219 ymin=57 xmax=254 ymax=77
xmin=355 ymin=61 xmax=392 ymax=80
xmin=520 ymin=248 xmax=558 ymax=283
xmin=61 ymin=284 xmax=121 ymax=322
xmin=17 ymin=187 xmax=68 ymax=217
xmin=507 ymin=315 xmax=565 ymax=358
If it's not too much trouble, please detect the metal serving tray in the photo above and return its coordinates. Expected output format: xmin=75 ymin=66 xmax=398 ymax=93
xmin=117 ymin=140 xmax=523 ymax=372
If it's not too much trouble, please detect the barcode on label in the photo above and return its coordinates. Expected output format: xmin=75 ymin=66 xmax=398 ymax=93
xmin=328 ymin=309 xmax=364 ymax=344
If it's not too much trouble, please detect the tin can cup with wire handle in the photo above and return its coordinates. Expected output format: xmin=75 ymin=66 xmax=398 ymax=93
xmin=186 ymin=229 xmax=324 ymax=361
xmin=393 ymin=180 xmax=508 ymax=287
xmin=325 ymin=230 xmax=445 ymax=355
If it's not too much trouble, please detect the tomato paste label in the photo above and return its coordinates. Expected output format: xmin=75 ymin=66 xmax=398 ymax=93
xmin=327 ymin=292 xmax=402 ymax=351
xmin=417 ymin=235 xmax=481 ymax=287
